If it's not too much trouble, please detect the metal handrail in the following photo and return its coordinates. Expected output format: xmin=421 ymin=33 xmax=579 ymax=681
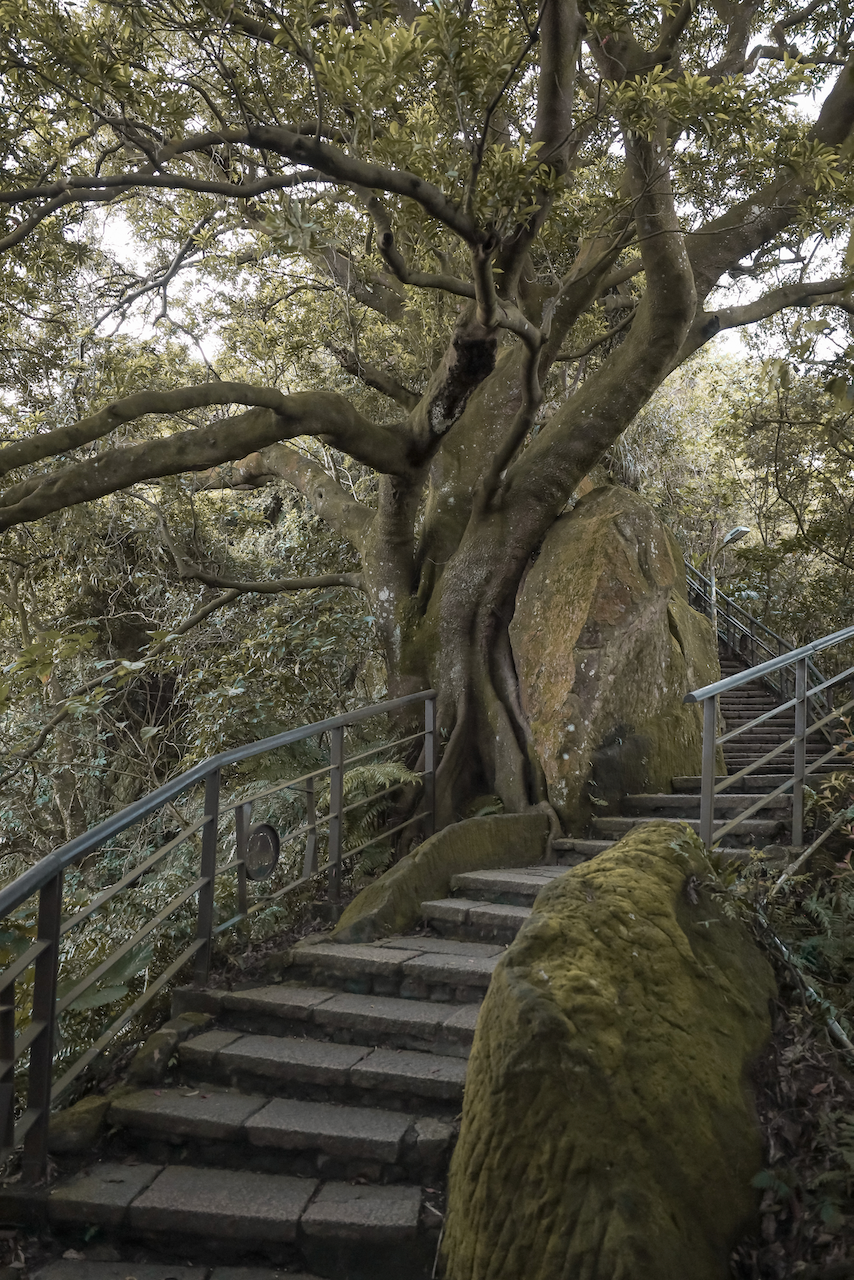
xmin=684 ymin=614 xmax=854 ymax=849
xmin=686 ymin=564 xmax=829 ymax=708
xmin=0 ymin=689 xmax=438 ymax=1183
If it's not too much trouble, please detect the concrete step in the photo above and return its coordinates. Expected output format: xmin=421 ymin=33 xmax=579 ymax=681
xmin=591 ymin=814 xmax=786 ymax=848
xmin=108 ymin=1087 xmax=454 ymax=1183
xmin=179 ymin=1029 xmax=467 ymax=1112
xmin=622 ymin=793 xmax=791 ymax=818
xmin=448 ymin=866 xmax=564 ymax=906
xmin=286 ymin=939 xmax=497 ymax=1002
xmin=35 ymin=1264 xmax=320 ymax=1280
xmin=46 ymin=1162 xmax=433 ymax=1277
xmin=673 ymin=773 xmax=836 ymax=792
xmin=175 ymin=982 xmax=480 ymax=1058
xmin=552 ymin=838 xmax=614 ymax=859
xmin=422 ymin=897 xmax=531 ymax=943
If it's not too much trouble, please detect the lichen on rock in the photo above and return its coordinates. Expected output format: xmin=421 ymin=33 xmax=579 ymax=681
xmin=509 ymin=485 xmax=722 ymax=830
xmin=441 ymin=821 xmax=776 ymax=1280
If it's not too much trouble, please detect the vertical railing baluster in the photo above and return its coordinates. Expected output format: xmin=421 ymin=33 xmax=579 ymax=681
xmin=424 ymin=694 xmax=436 ymax=838
xmin=234 ymin=802 xmax=250 ymax=918
xmin=328 ymin=727 xmax=344 ymax=903
xmin=700 ymin=696 xmax=717 ymax=848
xmin=302 ymin=777 xmax=318 ymax=877
xmin=0 ymin=976 xmax=14 ymax=1154
xmin=194 ymin=769 xmax=221 ymax=986
xmin=793 ymin=657 xmax=807 ymax=847
xmin=22 ymin=871 xmax=63 ymax=1183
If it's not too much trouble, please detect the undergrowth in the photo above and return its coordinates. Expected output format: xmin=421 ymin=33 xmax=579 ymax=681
xmin=713 ymin=767 xmax=854 ymax=1277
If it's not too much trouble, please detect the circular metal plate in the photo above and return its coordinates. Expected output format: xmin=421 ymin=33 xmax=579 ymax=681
xmin=244 ymin=822 xmax=280 ymax=881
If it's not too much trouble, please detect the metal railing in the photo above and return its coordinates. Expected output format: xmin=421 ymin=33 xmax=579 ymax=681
xmin=0 ymin=690 xmax=437 ymax=1183
xmin=684 ymin=631 xmax=854 ymax=849
xmin=686 ymin=564 xmax=829 ymax=711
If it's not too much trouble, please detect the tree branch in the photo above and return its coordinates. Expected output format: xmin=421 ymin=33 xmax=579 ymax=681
xmin=0 ymin=392 xmax=411 ymax=532
xmin=201 ymin=441 xmax=374 ymax=549
xmin=327 ymin=344 xmax=420 ymax=410
xmin=153 ymin=126 xmax=480 ymax=244
xmin=677 ymin=276 xmax=854 ymax=362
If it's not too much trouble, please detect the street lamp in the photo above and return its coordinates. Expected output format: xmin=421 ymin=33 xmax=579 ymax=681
xmin=709 ymin=525 xmax=750 ymax=637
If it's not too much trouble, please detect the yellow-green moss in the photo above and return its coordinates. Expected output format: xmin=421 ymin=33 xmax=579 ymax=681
xmin=442 ymin=820 xmax=775 ymax=1280
xmin=332 ymin=813 xmax=549 ymax=943
xmin=510 ymin=486 xmax=724 ymax=830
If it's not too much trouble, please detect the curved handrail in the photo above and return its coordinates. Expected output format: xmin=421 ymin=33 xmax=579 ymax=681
xmin=0 ymin=689 xmax=434 ymax=917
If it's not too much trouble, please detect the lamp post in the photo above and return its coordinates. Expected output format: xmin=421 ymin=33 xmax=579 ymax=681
xmin=709 ymin=525 xmax=750 ymax=638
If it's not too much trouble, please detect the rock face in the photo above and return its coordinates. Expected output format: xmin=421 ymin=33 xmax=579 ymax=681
xmin=333 ymin=813 xmax=549 ymax=943
xmin=509 ymin=485 xmax=721 ymax=830
xmin=442 ymin=821 xmax=775 ymax=1280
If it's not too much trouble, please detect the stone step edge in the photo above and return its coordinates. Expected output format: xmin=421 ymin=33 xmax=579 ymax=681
xmin=108 ymin=1088 xmax=454 ymax=1169
xmin=173 ymin=984 xmax=480 ymax=1049
xmin=42 ymin=1162 xmax=426 ymax=1245
xmin=178 ymin=1029 xmax=468 ymax=1102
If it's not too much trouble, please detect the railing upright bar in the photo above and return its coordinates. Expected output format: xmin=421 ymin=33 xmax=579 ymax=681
xmin=424 ymin=694 xmax=436 ymax=839
xmin=0 ymin=979 xmax=15 ymax=1153
xmin=793 ymin=657 xmax=807 ymax=847
xmin=234 ymin=802 xmax=250 ymax=918
xmin=700 ymin=696 xmax=717 ymax=848
xmin=302 ymin=777 xmax=318 ymax=877
xmin=21 ymin=870 xmax=63 ymax=1183
xmin=194 ymin=770 xmax=221 ymax=986
xmin=328 ymin=726 xmax=345 ymax=903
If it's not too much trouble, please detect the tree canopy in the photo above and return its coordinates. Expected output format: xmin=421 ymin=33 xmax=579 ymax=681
xmin=2 ymin=0 xmax=854 ymax=829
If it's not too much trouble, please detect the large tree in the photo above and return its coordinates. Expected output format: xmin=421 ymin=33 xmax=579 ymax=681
xmin=2 ymin=0 xmax=854 ymax=824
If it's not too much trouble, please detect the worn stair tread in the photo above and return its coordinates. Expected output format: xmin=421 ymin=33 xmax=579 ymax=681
xmin=183 ymin=1031 xmax=468 ymax=1099
xmin=373 ymin=935 xmax=504 ymax=957
xmin=33 ymin=1265 xmax=209 ymax=1280
xmin=592 ymin=815 xmax=783 ymax=835
xmin=299 ymin=1181 xmax=422 ymax=1240
xmin=33 ymin=1265 xmax=322 ymax=1280
xmin=110 ymin=1088 xmax=268 ymax=1140
xmin=217 ymin=983 xmax=481 ymax=1048
xmin=49 ymin=1162 xmax=163 ymax=1227
xmin=622 ymin=793 xmax=790 ymax=814
xmin=349 ymin=1048 xmax=467 ymax=1098
xmin=552 ymin=839 xmax=613 ymax=857
xmin=127 ymin=1165 xmax=316 ymax=1241
xmin=244 ymin=1097 xmax=419 ymax=1161
xmin=311 ymin=990 xmax=480 ymax=1045
xmin=289 ymin=942 xmax=424 ymax=976
xmin=449 ymin=868 xmax=562 ymax=899
xmin=421 ymin=898 xmax=532 ymax=930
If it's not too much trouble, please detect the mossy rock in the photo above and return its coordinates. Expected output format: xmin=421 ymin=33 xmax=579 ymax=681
xmin=510 ymin=486 xmax=723 ymax=830
xmin=442 ymin=821 xmax=776 ymax=1280
xmin=333 ymin=813 xmax=549 ymax=943
xmin=48 ymin=1094 xmax=111 ymax=1154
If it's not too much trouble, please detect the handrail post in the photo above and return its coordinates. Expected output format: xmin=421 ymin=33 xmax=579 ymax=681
xmin=22 ymin=870 xmax=63 ymax=1183
xmin=0 ymin=976 xmax=15 ymax=1155
xmin=700 ymin=696 xmax=717 ymax=848
xmin=194 ymin=769 xmax=220 ymax=986
xmin=793 ymin=657 xmax=807 ymax=847
xmin=234 ymin=802 xmax=250 ymax=918
xmin=328 ymin=726 xmax=344 ymax=903
xmin=424 ymin=694 xmax=436 ymax=838
xmin=302 ymin=777 xmax=318 ymax=877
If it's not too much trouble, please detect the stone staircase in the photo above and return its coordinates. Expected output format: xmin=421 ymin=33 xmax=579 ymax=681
xmin=22 ymin=653 xmax=818 ymax=1280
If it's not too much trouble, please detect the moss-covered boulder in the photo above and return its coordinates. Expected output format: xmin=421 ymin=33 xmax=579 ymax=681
xmin=442 ymin=821 xmax=775 ymax=1280
xmin=333 ymin=813 xmax=549 ymax=943
xmin=509 ymin=485 xmax=721 ymax=830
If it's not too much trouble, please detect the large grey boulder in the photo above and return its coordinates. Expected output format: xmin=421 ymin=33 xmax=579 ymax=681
xmin=509 ymin=485 xmax=721 ymax=830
